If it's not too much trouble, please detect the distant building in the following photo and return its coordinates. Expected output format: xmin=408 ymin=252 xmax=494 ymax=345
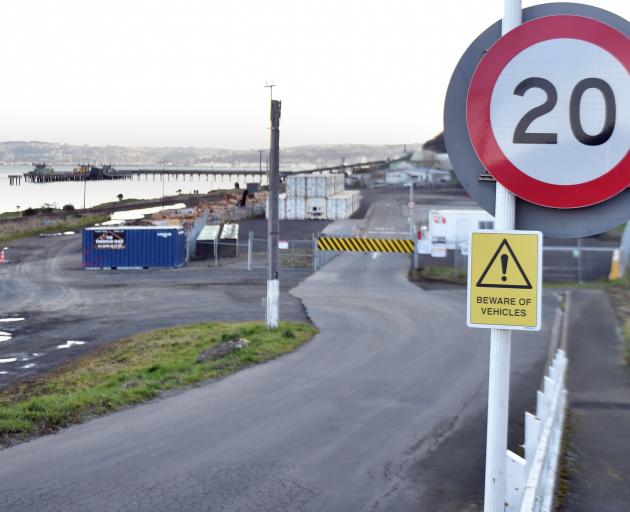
xmin=384 ymin=156 xmax=452 ymax=185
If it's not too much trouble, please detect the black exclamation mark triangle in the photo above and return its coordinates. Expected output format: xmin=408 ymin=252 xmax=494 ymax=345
xmin=501 ymin=254 xmax=508 ymax=282
xmin=476 ymin=239 xmax=532 ymax=289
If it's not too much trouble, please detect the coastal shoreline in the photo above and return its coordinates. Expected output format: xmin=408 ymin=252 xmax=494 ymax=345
xmin=0 ymin=188 xmax=252 ymax=244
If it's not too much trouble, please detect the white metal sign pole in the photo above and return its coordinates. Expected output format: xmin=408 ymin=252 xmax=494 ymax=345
xmin=484 ymin=2 xmax=521 ymax=511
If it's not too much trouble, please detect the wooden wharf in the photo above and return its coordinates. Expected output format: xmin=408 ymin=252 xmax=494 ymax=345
xmin=16 ymin=154 xmax=406 ymax=186
xmin=23 ymin=165 xmax=132 ymax=184
xmin=113 ymin=168 xmax=270 ymax=183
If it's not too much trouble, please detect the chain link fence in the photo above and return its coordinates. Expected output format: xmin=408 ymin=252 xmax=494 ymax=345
xmin=197 ymin=231 xmax=617 ymax=283
xmin=194 ymin=232 xmax=338 ymax=272
xmin=430 ymin=243 xmax=618 ymax=283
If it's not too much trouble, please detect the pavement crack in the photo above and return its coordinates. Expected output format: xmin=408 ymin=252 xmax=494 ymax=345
xmin=368 ymin=379 xmax=486 ymax=510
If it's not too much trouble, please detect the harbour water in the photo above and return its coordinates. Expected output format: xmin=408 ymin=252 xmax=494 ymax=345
xmin=0 ymin=165 xmax=251 ymax=214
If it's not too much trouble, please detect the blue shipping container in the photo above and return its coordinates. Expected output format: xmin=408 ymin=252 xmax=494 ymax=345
xmin=83 ymin=226 xmax=186 ymax=269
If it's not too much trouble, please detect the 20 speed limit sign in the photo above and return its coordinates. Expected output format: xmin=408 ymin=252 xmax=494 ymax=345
xmin=467 ymin=14 xmax=630 ymax=209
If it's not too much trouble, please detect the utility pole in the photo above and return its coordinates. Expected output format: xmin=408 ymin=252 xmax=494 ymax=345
xmin=266 ymin=97 xmax=281 ymax=329
xmin=264 ymin=82 xmax=276 ymax=181
xmin=484 ymin=2 xmax=520 ymax=512
xmin=259 ymin=150 xmax=263 ymax=173
xmin=264 ymin=81 xmax=276 ymax=101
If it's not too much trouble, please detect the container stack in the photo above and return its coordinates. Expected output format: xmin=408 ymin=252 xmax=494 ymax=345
xmin=276 ymin=174 xmax=360 ymax=220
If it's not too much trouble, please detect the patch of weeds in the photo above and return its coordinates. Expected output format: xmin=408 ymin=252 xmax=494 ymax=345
xmin=409 ymin=266 xmax=467 ymax=285
xmin=605 ymin=277 xmax=630 ymax=366
xmin=556 ymin=411 xmax=574 ymax=510
xmin=622 ymin=319 xmax=630 ymax=365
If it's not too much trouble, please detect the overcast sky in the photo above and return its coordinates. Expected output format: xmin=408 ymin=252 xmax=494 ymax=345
xmin=1 ymin=0 xmax=629 ymax=149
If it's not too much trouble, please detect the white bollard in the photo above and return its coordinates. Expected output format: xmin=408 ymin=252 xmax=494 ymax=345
xmin=266 ymin=279 xmax=279 ymax=329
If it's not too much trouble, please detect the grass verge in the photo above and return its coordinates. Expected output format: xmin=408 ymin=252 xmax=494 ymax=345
xmin=0 ymin=321 xmax=317 ymax=445
xmin=0 ymin=214 xmax=109 ymax=245
xmin=622 ymin=319 xmax=630 ymax=365
xmin=409 ymin=266 xmax=467 ymax=285
xmin=555 ymin=411 xmax=574 ymax=510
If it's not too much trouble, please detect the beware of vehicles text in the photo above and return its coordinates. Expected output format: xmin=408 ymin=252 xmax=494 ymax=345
xmin=467 ymin=231 xmax=542 ymax=330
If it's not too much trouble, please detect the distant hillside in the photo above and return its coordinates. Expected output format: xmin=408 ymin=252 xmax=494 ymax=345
xmin=0 ymin=141 xmax=422 ymax=170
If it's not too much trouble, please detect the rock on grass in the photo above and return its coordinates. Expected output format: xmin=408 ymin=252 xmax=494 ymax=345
xmin=197 ymin=338 xmax=250 ymax=363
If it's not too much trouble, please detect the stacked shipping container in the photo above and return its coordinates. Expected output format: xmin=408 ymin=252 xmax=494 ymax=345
xmin=276 ymin=174 xmax=360 ymax=220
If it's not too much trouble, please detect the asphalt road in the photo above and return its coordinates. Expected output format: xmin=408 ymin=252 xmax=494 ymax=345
xmin=352 ymin=187 xmax=477 ymax=222
xmin=563 ymin=290 xmax=630 ymax=512
xmin=0 ymin=235 xmax=309 ymax=386
xmin=0 ymin=188 xmax=476 ymax=386
xmin=0 ymin=196 xmax=558 ymax=511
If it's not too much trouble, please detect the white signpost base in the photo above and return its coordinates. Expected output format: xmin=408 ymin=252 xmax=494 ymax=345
xmin=485 ymin=328 xmax=512 ymax=512
xmin=266 ymin=279 xmax=279 ymax=329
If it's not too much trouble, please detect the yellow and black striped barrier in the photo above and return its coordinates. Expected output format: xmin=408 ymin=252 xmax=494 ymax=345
xmin=317 ymin=236 xmax=415 ymax=254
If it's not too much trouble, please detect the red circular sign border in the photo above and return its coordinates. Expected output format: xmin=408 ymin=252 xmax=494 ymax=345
xmin=467 ymin=15 xmax=630 ymax=209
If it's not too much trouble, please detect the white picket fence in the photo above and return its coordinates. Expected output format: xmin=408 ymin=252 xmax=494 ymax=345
xmin=506 ymin=349 xmax=568 ymax=512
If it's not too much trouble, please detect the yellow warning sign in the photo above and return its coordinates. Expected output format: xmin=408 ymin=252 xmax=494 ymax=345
xmin=467 ymin=230 xmax=542 ymax=330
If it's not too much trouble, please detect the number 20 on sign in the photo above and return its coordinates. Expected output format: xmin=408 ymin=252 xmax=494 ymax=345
xmin=467 ymin=14 xmax=630 ymax=209
xmin=467 ymin=231 xmax=542 ymax=330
